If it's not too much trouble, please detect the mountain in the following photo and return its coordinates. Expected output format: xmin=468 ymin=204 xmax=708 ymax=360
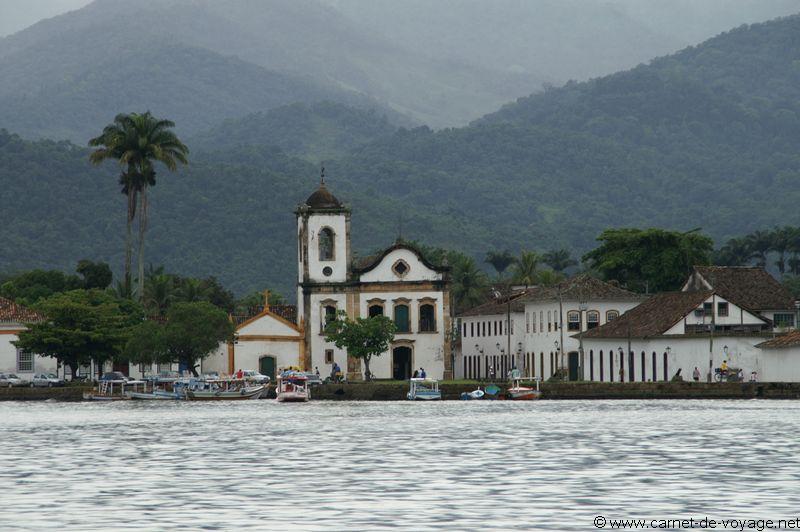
xmin=4 ymin=0 xmax=798 ymax=139
xmin=190 ymin=101 xmax=400 ymax=163
xmin=3 ymin=15 xmax=800 ymax=298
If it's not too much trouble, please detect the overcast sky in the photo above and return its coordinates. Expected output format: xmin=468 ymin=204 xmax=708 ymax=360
xmin=0 ymin=0 xmax=92 ymax=37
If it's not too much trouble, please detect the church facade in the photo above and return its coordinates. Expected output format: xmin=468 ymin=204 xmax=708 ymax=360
xmin=207 ymin=180 xmax=453 ymax=381
xmin=296 ymin=181 xmax=453 ymax=380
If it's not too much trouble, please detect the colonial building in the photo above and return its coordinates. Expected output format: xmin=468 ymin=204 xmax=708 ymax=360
xmin=457 ymin=291 xmax=526 ymax=380
xmin=580 ymin=267 xmax=800 ymax=382
xmin=296 ymin=180 xmax=452 ymax=380
xmin=0 ymin=297 xmax=54 ymax=377
xmin=213 ymin=180 xmax=452 ymax=380
xmin=520 ymin=275 xmax=643 ymax=381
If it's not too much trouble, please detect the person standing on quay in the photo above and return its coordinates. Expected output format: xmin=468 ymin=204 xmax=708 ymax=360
xmin=693 ymin=367 xmax=700 ymax=382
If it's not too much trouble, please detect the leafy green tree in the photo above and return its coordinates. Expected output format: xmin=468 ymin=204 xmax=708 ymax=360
xmin=14 ymin=289 xmax=143 ymax=379
xmin=485 ymin=250 xmax=516 ymax=278
xmin=543 ymin=249 xmax=577 ymax=273
xmin=324 ymin=311 xmax=396 ymax=381
xmin=782 ymin=275 xmax=800 ymax=299
xmin=89 ymin=112 xmax=189 ymax=301
xmin=745 ymin=230 xmax=772 ymax=269
xmin=535 ymin=269 xmax=565 ymax=287
xmin=450 ymin=255 xmax=490 ymax=313
xmin=583 ymin=228 xmax=713 ymax=292
xmin=714 ymin=236 xmax=752 ymax=266
xmin=143 ymin=273 xmax=176 ymax=317
xmin=511 ymin=250 xmax=539 ymax=287
xmin=76 ymin=260 xmax=113 ymax=290
xmin=0 ymin=269 xmax=83 ymax=306
xmin=126 ymin=301 xmax=234 ymax=377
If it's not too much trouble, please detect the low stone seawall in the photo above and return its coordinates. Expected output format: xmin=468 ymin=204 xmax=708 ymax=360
xmin=0 ymin=386 xmax=90 ymax=401
xmin=4 ymin=382 xmax=800 ymax=401
xmin=310 ymin=381 xmax=800 ymax=401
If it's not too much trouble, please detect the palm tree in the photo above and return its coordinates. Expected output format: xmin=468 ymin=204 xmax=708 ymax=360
xmin=715 ymin=237 xmax=752 ymax=266
xmin=175 ymin=277 xmax=210 ymax=303
xmin=771 ymin=226 xmax=794 ymax=275
xmin=535 ymin=269 xmax=565 ymax=287
xmin=143 ymin=273 xmax=176 ymax=316
xmin=745 ymin=230 xmax=772 ymax=268
xmin=511 ymin=251 xmax=539 ymax=287
xmin=542 ymin=248 xmax=577 ymax=273
xmin=89 ymin=112 xmax=188 ymax=300
xmin=451 ymin=256 xmax=490 ymax=313
xmin=484 ymin=250 xmax=515 ymax=278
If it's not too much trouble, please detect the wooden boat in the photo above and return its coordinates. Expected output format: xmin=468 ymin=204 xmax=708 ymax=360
xmin=127 ymin=389 xmax=185 ymax=400
xmin=506 ymin=377 xmax=541 ymax=400
xmin=83 ymin=378 xmax=147 ymax=401
xmin=186 ymin=384 xmax=265 ymax=401
xmin=407 ymin=378 xmax=441 ymax=401
xmin=460 ymin=389 xmax=485 ymax=400
xmin=276 ymin=372 xmax=310 ymax=403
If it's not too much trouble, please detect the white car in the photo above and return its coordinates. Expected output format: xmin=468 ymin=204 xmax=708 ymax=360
xmin=31 ymin=373 xmax=65 ymax=387
xmin=0 ymin=373 xmax=26 ymax=387
xmin=241 ymin=370 xmax=270 ymax=384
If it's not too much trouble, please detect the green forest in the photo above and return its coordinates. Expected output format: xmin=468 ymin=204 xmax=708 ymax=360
xmin=2 ymin=15 xmax=800 ymax=299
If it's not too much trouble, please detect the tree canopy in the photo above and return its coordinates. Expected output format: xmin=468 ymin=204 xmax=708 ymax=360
xmin=324 ymin=311 xmax=396 ymax=381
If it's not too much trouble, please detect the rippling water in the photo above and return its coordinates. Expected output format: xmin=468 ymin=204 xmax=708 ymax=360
xmin=1 ymin=400 xmax=799 ymax=530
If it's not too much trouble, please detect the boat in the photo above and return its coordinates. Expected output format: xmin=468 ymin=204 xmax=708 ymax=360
xmin=460 ymin=389 xmax=485 ymax=400
xmin=127 ymin=389 xmax=185 ymax=400
xmin=506 ymin=377 xmax=541 ymax=400
xmin=407 ymin=378 xmax=441 ymax=401
xmin=483 ymin=384 xmax=501 ymax=399
xmin=186 ymin=383 xmax=266 ymax=401
xmin=276 ymin=372 xmax=310 ymax=403
xmin=83 ymin=377 xmax=147 ymax=401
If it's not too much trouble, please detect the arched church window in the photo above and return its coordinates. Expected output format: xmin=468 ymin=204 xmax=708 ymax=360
xmin=368 ymin=304 xmax=384 ymax=317
xmin=419 ymin=303 xmax=436 ymax=332
xmin=319 ymin=227 xmax=335 ymax=261
xmin=394 ymin=304 xmax=410 ymax=333
xmin=321 ymin=304 xmax=337 ymax=333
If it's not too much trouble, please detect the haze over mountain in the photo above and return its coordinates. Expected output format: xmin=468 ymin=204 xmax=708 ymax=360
xmin=1 ymin=0 xmax=798 ymax=142
xmin=3 ymin=14 xmax=800 ymax=298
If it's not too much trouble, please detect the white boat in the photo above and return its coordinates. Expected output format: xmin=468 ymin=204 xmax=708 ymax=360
xmin=276 ymin=372 xmax=310 ymax=403
xmin=407 ymin=378 xmax=441 ymax=401
xmin=506 ymin=377 xmax=541 ymax=400
xmin=460 ymin=389 xmax=485 ymax=400
xmin=83 ymin=376 xmax=147 ymax=401
xmin=186 ymin=383 xmax=265 ymax=401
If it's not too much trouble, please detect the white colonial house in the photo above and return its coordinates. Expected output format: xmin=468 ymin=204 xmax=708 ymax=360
xmin=0 ymin=297 xmax=56 ymax=378
xmin=457 ymin=292 xmax=526 ymax=379
xmin=209 ymin=179 xmax=453 ymax=380
xmin=579 ymin=266 xmax=800 ymax=382
xmin=520 ymin=275 xmax=643 ymax=381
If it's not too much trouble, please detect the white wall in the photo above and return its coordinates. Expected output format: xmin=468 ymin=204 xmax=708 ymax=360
xmin=0 ymin=328 xmax=58 ymax=377
xmin=305 ymin=213 xmax=348 ymax=283
xmin=458 ymin=312 xmax=525 ymax=379
xmin=309 ymin=292 xmax=349 ymax=377
xmin=761 ymin=347 xmax=800 ymax=382
xmin=358 ymin=248 xmax=443 ymax=283
xmin=583 ymin=336 xmax=765 ymax=382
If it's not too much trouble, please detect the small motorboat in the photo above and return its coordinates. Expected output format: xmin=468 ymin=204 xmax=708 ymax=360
xmin=483 ymin=384 xmax=501 ymax=400
xmin=407 ymin=378 xmax=441 ymax=401
xmin=460 ymin=389 xmax=485 ymax=400
xmin=83 ymin=377 xmax=147 ymax=401
xmin=276 ymin=371 xmax=310 ymax=403
xmin=127 ymin=389 xmax=185 ymax=400
xmin=186 ymin=384 xmax=265 ymax=401
xmin=506 ymin=377 xmax=541 ymax=400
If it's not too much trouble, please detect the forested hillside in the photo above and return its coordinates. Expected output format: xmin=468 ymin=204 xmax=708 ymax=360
xmin=190 ymin=102 xmax=400 ymax=163
xmin=3 ymin=15 xmax=800 ymax=298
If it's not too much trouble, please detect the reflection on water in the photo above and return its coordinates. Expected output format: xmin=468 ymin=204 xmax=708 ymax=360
xmin=1 ymin=400 xmax=799 ymax=530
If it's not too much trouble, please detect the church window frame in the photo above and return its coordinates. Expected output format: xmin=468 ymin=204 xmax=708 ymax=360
xmin=393 ymin=299 xmax=411 ymax=333
xmin=318 ymin=227 xmax=335 ymax=262
xmin=320 ymin=300 xmax=338 ymax=334
xmin=418 ymin=299 xmax=437 ymax=333
xmin=367 ymin=298 xmax=385 ymax=318
xmin=392 ymin=259 xmax=410 ymax=278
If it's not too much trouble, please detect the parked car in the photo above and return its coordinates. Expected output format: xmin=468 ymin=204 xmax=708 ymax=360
xmin=31 ymin=373 xmax=65 ymax=387
xmin=99 ymin=371 xmax=129 ymax=383
xmin=303 ymin=372 xmax=323 ymax=386
xmin=0 ymin=373 xmax=26 ymax=387
xmin=241 ymin=370 xmax=270 ymax=384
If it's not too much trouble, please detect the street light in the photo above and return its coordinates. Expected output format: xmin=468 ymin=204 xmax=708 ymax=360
xmin=723 ymin=345 xmax=729 ymax=359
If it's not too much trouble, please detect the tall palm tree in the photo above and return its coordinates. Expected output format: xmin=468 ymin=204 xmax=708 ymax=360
xmin=484 ymin=250 xmax=515 ymax=278
xmin=715 ymin=237 xmax=752 ymax=266
xmin=511 ymin=250 xmax=539 ymax=287
xmin=143 ymin=273 xmax=176 ymax=317
xmin=176 ymin=277 xmax=210 ymax=303
xmin=542 ymin=248 xmax=577 ymax=273
xmin=89 ymin=112 xmax=188 ymax=300
xmin=745 ymin=230 xmax=772 ymax=268
xmin=451 ymin=256 xmax=490 ymax=313
xmin=771 ymin=226 xmax=793 ymax=275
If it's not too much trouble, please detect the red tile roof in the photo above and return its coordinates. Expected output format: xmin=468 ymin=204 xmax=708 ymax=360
xmin=689 ymin=266 xmax=795 ymax=311
xmin=0 ymin=297 xmax=44 ymax=324
xmin=757 ymin=331 xmax=800 ymax=349
xmin=581 ymin=291 xmax=712 ymax=339
xmin=520 ymin=274 xmax=643 ymax=303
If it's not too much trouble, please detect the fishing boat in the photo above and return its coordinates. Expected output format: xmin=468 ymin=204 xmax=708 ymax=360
xmin=127 ymin=389 xmax=185 ymax=400
xmin=460 ymin=388 xmax=485 ymax=400
xmin=275 ymin=372 xmax=310 ymax=403
xmin=185 ymin=378 xmax=265 ymax=401
xmin=407 ymin=378 xmax=441 ymax=401
xmin=83 ymin=375 xmax=148 ymax=401
xmin=506 ymin=377 xmax=541 ymax=400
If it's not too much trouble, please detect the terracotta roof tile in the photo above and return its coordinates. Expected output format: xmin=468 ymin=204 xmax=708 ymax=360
xmin=459 ymin=290 xmax=527 ymax=317
xmin=690 ymin=266 xmax=795 ymax=311
xmin=519 ymin=275 xmax=643 ymax=303
xmin=757 ymin=331 xmax=800 ymax=349
xmin=0 ymin=297 xmax=44 ymax=324
xmin=581 ymin=291 xmax=712 ymax=339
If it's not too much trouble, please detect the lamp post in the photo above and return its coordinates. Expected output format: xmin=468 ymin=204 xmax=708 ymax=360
xmin=554 ymin=340 xmax=561 ymax=380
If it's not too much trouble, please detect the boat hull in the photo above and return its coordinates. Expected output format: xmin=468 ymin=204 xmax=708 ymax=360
xmin=507 ymin=389 xmax=541 ymax=400
xmin=186 ymin=385 xmax=265 ymax=401
xmin=276 ymin=391 xmax=309 ymax=403
xmin=407 ymin=392 xmax=442 ymax=401
xmin=127 ymin=391 xmax=183 ymax=400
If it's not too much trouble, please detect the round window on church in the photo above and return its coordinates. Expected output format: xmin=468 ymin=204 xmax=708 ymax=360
xmin=322 ymin=266 xmax=333 ymax=277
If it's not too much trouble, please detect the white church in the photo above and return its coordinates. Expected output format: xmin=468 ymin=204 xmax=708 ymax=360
xmin=204 ymin=179 xmax=453 ymax=381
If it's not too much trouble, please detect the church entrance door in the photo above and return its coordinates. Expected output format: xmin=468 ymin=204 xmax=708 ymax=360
xmin=259 ymin=356 xmax=276 ymax=383
xmin=392 ymin=346 xmax=412 ymax=380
